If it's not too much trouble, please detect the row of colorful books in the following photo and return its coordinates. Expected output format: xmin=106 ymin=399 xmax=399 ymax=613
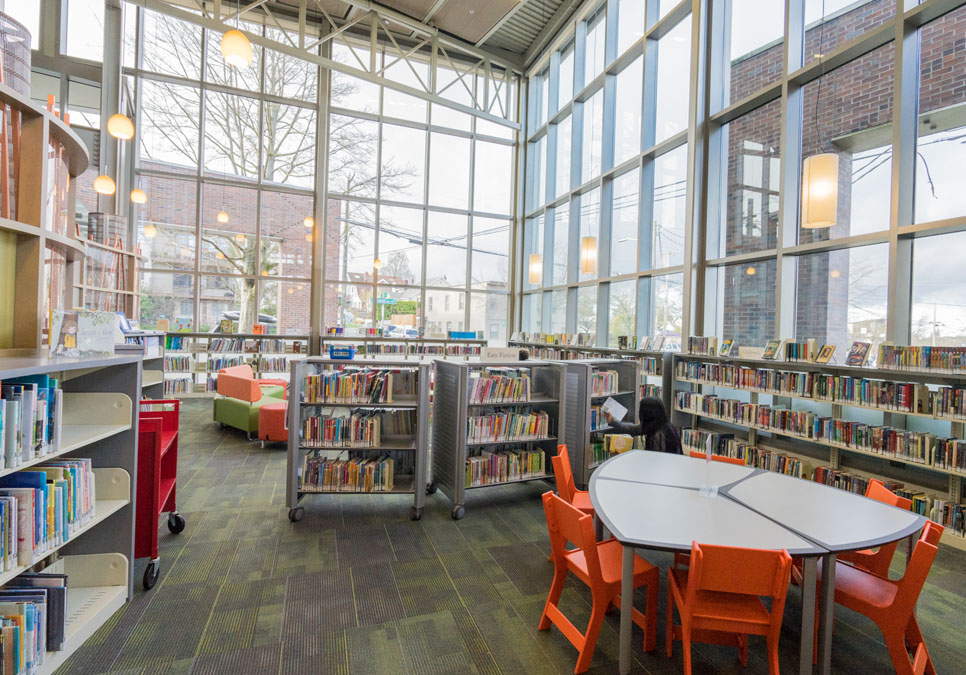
xmin=590 ymin=370 xmax=619 ymax=397
xmin=466 ymin=411 xmax=550 ymax=444
xmin=686 ymin=336 xmax=717 ymax=356
xmin=256 ymin=356 xmax=289 ymax=373
xmin=878 ymin=345 xmax=966 ymax=372
xmin=1 ymin=376 xmax=63 ymax=471
xmin=300 ymin=454 xmax=395 ymax=492
xmin=164 ymin=335 xmax=186 ymax=351
xmin=0 ymin=458 xmax=96 ymax=569
xmin=639 ymin=357 xmax=660 ymax=375
xmin=163 ymin=378 xmax=191 ymax=395
xmin=303 ymin=368 xmax=413 ymax=404
xmin=163 ymin=355 xmax=190 ymax=372
xmin=676 ymin=360 xmax=814 ymax=397
xmin=207 ymin=356 xmax=246 ymax=372
xmin=640 ymin=384 xmax=662 ymax=399
xmin=468 ymin=369 xmax=531 ymax=404
xmin=464 ymin=449 xmax=545 ymax=487
xmin=0 ymin=570 xmax=69 ymax=672
xmin=302 ymin=412 xmax=382 ymax=448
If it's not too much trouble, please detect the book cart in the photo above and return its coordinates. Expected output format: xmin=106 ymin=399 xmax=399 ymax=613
xmin=162 ymin=332 xmax=309 ymax=397
xmin=672 ymin=349 xmax=966 ymax=550
xmin=320 ymin=334 xmax=487 ymax=359
xmin=286 ymin=357 xmax=432 ymax=522
xmin=560 ymin=359 xmax=641 ymax=488
xmin=136 ymin=399 xmax=184 ymax=589
xmin=0 ymin=353 xmax=138 ymax=673
xmin=432 ymin=359 xmax=565 ymax=520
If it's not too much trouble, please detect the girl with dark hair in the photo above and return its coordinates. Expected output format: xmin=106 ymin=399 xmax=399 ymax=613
xmin=603 ymin=396 xmax=682 ymax=454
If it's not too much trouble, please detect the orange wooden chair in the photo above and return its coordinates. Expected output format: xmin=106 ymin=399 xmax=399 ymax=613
xmin=539 ymin=491 xmax=659 ymax=674
xmin=688 ymin=450 xmax=747 ymax=466
xmin=838 ymin=479 xmax=913 ymax=577
xmin=552 ymin=444 xmax=594 ymax=514
xmin=820 ymin=521 xmax=943 ymax=675
xmin=666 ymin=541 xmax=793 ymax=675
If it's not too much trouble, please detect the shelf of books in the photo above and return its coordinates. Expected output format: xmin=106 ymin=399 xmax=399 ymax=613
xmin=0 ymin=353 xmax=138 ymax=672
xmin=560 ymin=359 xmax=641 ymax=488
xmin=672 ymin=341 xmax=966 ymax=549
xmin=162 ymin=332 xmax=309 ymax=397
xmin=319 ymin=334 xmax=486 ymax=359
xmin=432 ymin=359 xmax=565 ymax=520
xmin=285 ymin=357 xmax=432 ymax=522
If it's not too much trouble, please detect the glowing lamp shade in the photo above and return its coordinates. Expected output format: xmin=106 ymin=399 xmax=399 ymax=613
xmin=143 ymin=224 xmax=158 ymax=238
xmin=801 ymin=153 xmax=839 ymax=229
xmin=304 ymin=233 xmax=312 ymax=243
xmin=217 ymin=211 xmax=230 ymax=224
xmin=130 ymin=188 xmax=147 ymax=204
xmin=303 ymin=216 xmax=314 ymax=228
xmin=107 ymin=113 xmax=134 ymax=140
xmin=220 ymin=29 xmax=253 ymax=69
xmin=287 ymin=288 xmax=294 ymax=294
xmin=528 ymin=253 xmax=542 ymax=285
xmin=579 ymin=236 xmax=598 ymax=275
xmin=93 ymin=175 xmax=116 ymax=195
xmin=235 ymin=233 xmax=246 ymax=243
xmin=746 ymin=266 xmax=756 ymax=276
xmin=373 ymin=258 xmax=384 ymax=270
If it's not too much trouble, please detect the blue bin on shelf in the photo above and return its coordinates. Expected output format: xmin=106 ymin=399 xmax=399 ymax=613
xmin=328 ymin=345 xmax=356 ymax=360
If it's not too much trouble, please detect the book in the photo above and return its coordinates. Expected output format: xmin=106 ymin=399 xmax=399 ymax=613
xmin=845 ymin=341 xmax=872 ymax=367
xmin=650 ymin=336 xmax=665 ymax=351
xmin=601 ymin=397 xmax=627 ymax=422
xmin=761 ymin=340 xmax=782 ymax=360
xmin=6 ymin=574 xmax=67 ymax=651
xmin=605 ymin=434 xmax=634 ymax=454
xmin=719 ymin=339 xmax=735 ymax=357
xmin=815 ymin=344 xmax=836 ymax=364
xmin=785 ymin=339 xmax=819 ymax=362
xmin=220 ymin=319 xmax=234 ymax=333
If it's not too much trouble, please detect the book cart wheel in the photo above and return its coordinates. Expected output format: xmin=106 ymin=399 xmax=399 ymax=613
xmin=410 ymin=506 xmax=422 ymax=521
xmin=143 ymin=561 xmax=160 ymax=590
xmin=288 ymin=507 xmax=305 ymax=522
xmin=451 ymin=505 xmax=465 ymax=520
xmin=426 ymin=482 xmax=437 ymax=495
xmin=167 ymin=513 xmax=186 ymax=534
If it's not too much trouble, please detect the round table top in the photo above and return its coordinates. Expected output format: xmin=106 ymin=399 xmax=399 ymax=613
xmin=589 ymin=451 xmax=927 ymax=556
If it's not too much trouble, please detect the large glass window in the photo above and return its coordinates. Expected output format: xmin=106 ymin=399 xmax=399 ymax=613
xmin=584 ymin=7 xmax=607 ymax=85
xmin=709 ymin=259 xmax=777 ymax=346
xmin=911 ymin=232 xmax=966 ymax=346
xmin=617 ymin=0 xmax=645 ymax=55
xmin=651 ymin=146 xmax=687 ymax=268
xmin=654 ymin=18 xmax=691 ymax=145
xmin=727 ymin=0 xmax=784 ymax=105
xmin=64 ymin=0 xmax=104 ymax=61
xmin=555 ymin=116 xmax=573 ymax=199
xmin=558 ymin=43 xmax=575 ymax=110
xmin=608 ymin=280 xmax=637 ymax=346
xmin=553 ymin=206 xmax=570 ymax=286
xmin=614 ymin=58 xmax=643 ymax=166
xmin=577 ymin=285 xmax=597 ymax=336
xmin=579 ymin=189 xmax=601 ymax=282
xmin=611 ymin=170 xmax=639 ymax=276
xmin=581 ymin=90 xmax=604 ymax=183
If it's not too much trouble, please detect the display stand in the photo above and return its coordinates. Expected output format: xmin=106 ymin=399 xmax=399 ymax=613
xmin=432 ymin=359 xmax=565 ymax=519
xmin=285 ymin=357 xmax=431 ymax=521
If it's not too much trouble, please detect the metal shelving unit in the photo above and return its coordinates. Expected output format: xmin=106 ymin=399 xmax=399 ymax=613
xmin=286 ymin=357 xmax=431 ymax=522
xmin=561 ymin=359 xmax=641 ymax=488
xmin=432 ymin=359 xmax=565 ymax=519
xmin=116 ymin=330 xmax=165 ymax=399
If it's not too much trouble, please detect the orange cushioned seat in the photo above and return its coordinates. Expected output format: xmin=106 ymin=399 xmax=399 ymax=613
xmin=257 ymin=401 xmax=288 ymax=444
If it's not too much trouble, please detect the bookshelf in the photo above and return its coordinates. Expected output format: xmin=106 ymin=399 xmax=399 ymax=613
xmin=672 ymin=350 xmax=966 ymax=550
xmin=162 ymin=332 xmax=309 ymax=397
xmin=432 ymin=359 xmax=565 ymax=519
xmin=116 ymin=330 xmax=165 ymax=399
xmin=560 ymin=359 xmax=641 ymax=488
xmin=285 ymin=357 xmax=432 ymax=521
xmin=0 ymin=353 xmax=138 ymax=672
xmin=319 ymin=334 xmax=487 ymax=359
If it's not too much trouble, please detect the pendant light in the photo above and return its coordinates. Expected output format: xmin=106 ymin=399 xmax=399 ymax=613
xmin=373 ymin=258 xmax=384 ymax=270
xmin=217 ymin=211 xmax=229 ymax=224
xmin=130 ymin=188 xmax=147 ymax=204
xmin=93 ymin=175 xmax=116 ymax=195
xmin=143 ymin=224 xmax=158 ymax=238
xmin=235 ymin=233 xmax=246 ymax=243
xmin=107 ymin=113 xmax=134 ymax=140
xmin=579 ymin=236 xmax=598 ymax=275
xmin=528 ymin=254 xmax=542 ymax=284
xmin=801 ymin=0 xmax=837 ymax=230
xmin=220 ymin=0 xmax=252 ymax=69
xmin=303 ymin=216 xmax=314 ymax=228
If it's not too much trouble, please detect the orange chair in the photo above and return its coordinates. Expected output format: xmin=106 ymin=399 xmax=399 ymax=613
xmin=688 ymin=450 xmax=747 ymax=466
xmin=666 ymin=541 xmax=793 ymax=675
xmin=819 ymin=522 xmax=943 ymax=675
xmin=257 ymin=401 xmax=288 ymax=445
xmin=552 ymin=444 xmax=594 ymax=514
xmin=539 ymin=491 xmax=658 ymax=674
xmin=838 ymin=479 xmax=913 ymax=577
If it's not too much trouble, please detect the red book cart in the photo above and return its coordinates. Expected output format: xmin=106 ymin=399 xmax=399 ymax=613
xmin=137 ymin=399 xmax=186 ymax=589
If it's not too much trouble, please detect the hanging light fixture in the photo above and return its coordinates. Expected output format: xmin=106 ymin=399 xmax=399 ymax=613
xmin=801 ymin=153 xmax=839 ymax=229
xmin=143 ymin=224 xmax=158 ymax=238
xmin=305 ymin=233 xmax=312 ymax=243
xmin=93 ymin=175 xmax=116 ymax=195
xmin=217 ymin=211 xmax=230 ymax=224
xmin=215 ymin=252 xmax=225 ymax=259
xmin=220 ymin=29 xmax=252 ymax=69
xmin=373 ymin=258 xmax=384 ymax=270
xmin=579 ymin=237 xmax=598 ymax=275
xmin=303 ymin=216 xmax=314 ymax=228
xmin=746 ymin=266 xmax=756 ymax=276
xmin=261 ymin=270 xmax=269 ymax=276
xmin=107 ymin=113 xmax=134 ymax=140
xmin=235 ymin=233 xmax=246 ymax=243
xmin=528 ymin=254 xmax=543 ymax=285
xmin=287 ymin=288 xmax=294 ymax=294
xmin=130 ymin=188 xmax=147 ymax=204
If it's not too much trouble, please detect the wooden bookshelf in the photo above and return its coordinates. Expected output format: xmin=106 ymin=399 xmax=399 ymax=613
xmin=432 ymin=359 xmax=565 ymax=519
xmin=672 ymin=350 xmax=965 ymax=548
xmin=0 ymin=353 xmax=139 ymax=671
xmin=285 ymin=357 xmax=432 ymax=522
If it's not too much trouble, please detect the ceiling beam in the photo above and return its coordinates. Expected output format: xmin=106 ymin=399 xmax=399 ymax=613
xmin=475 ymin=0 xmax=527 ymax=47
xmin=524 ymin=0 xmax=580 ymax=68
xmin=422 ymin=0 xmax=449 ymax=23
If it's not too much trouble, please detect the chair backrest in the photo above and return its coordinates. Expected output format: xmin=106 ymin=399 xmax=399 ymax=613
xmin=689 ymin=541 xmax=793 ymax=601
xmin=542 ymin=491 xmax=602 ymax=580
xmin=893 ymin=522 xmax=943 ymax=614
xmin=552 ymin=444 xmax=578 ymax=503
xmin=217 ymin=364 xmax=261 ymax=403
xmin=866 ymin=478 xmax=914 ymax=511
xmin=688 ymin=450 xmax=746 ymax=466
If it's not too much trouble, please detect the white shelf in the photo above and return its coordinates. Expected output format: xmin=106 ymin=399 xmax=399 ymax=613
xmin=0 ymin=423 xmax=130 ymax=480
xmin=142 ymin=369 xmax=164 ymax=388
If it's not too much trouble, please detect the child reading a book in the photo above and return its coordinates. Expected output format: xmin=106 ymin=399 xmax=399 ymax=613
xmin=603 ymin=396 xmax=682 ymax=454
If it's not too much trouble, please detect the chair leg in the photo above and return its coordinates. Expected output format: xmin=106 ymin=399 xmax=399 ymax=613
xmin=574 ymin=601 xmax=608 ymax=674
xmin=766 ymin=633 xmax=780 ymax=675
xmin=883 ymin=629 xmax=917 ymax=675
xmin=681 ymin=623 xmax=693 ymax=675
xmin=539 ymin=568 xmax=567 ymax=631
xmin=738 ymin=633 xmax=748 ymax=667
xmin=666 ymin=587 xmax=676 ymax=658
xmin=904 ymin=615 xmax=936 ymax=675
xmin=644 ymin=573 xmax=658 ymax=652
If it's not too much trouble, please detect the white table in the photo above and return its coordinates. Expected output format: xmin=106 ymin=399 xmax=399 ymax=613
xmin=589 ymin=451 xmax=927 ymax=675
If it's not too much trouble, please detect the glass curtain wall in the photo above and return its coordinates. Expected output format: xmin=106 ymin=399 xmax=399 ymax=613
xmin=525 ymin=0 xmax=966 ymax=352
xmin=523 ymin=0 xmax=690 ymax=347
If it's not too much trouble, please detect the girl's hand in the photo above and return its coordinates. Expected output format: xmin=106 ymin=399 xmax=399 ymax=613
xmin=603 ymin=411 xmax=613 ymax=424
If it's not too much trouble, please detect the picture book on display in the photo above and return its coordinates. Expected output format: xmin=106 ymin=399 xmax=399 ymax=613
xmin=845 ymin=341 xmax=872 ymax=367
xmin=761 ymin=340 xmax=783 ymax=360
xmin=49 ymin=310 xmax=115 ymax=357
xmin=719 ymin=339 xmax=735 ymax=357
xmin=815 ymin=344 xmax=836 ymax=364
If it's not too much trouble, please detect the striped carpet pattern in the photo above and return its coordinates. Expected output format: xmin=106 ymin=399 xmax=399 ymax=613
xmin=57 ymin=399 xmax=966 ymax=674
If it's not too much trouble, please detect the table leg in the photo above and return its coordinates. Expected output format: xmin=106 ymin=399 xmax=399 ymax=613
xmin=817 ymin=553 xmax=836 ymax=675
xmin=799 ymin=557 xmax=817 ymax=675
xmin=620 ymin=545 xmax=633 ymax=675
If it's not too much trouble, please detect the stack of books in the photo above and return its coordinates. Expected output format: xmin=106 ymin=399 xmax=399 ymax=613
xmin=1 ymin=375 xmax=64 ymax=469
